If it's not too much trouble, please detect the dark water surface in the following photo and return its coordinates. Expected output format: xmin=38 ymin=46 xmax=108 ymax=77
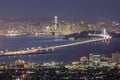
xmin=0 ymin=36 xmax=119 ymax=63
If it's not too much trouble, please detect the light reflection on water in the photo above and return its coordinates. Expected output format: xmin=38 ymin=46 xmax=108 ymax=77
xmin=0 ymin=36 xmax=119 ymax=63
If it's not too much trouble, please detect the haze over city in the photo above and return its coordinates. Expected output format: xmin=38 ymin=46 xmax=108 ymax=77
xmin=0 ymin=0 xmax=120 ymax=22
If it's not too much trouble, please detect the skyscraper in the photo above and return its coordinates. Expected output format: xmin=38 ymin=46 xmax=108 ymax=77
xmin=89 ymin=53 xmax=93 ymax=62
xmin=54 ymin=16 xmax=58 ymax=30
xmin=112 ymin=52 xmax=120 ymax=64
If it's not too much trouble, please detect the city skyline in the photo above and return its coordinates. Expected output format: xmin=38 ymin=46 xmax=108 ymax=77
xmin=0 ymin=0 xmax=119 ymax=22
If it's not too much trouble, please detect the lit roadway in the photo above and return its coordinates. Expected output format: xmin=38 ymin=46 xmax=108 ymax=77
xmin=0 ymin=36 xmax=111 ymax=56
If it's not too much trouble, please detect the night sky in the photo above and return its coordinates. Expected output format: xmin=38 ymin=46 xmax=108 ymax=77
xmin=0 ymin=0 xmax=120 ymax=22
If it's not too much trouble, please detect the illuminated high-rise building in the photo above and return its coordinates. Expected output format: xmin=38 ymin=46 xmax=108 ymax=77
xmin=89 ymin=53 xmax=101 ymax=64
xmin=112 ymin=52 xmax=120 ymax=64
xmin=54 ymin=16 xmax=58 ymax=30
xmin=89 ymin=53 xmax=93 ymax=61
xmin=93 ymin=54 xmax=101 ymax=63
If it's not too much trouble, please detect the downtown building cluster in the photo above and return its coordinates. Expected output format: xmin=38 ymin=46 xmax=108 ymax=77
xmin=0 ymin=52 xmax=120 ymax=79
xmin=0 ymin=17 xmax=119 ymax=36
